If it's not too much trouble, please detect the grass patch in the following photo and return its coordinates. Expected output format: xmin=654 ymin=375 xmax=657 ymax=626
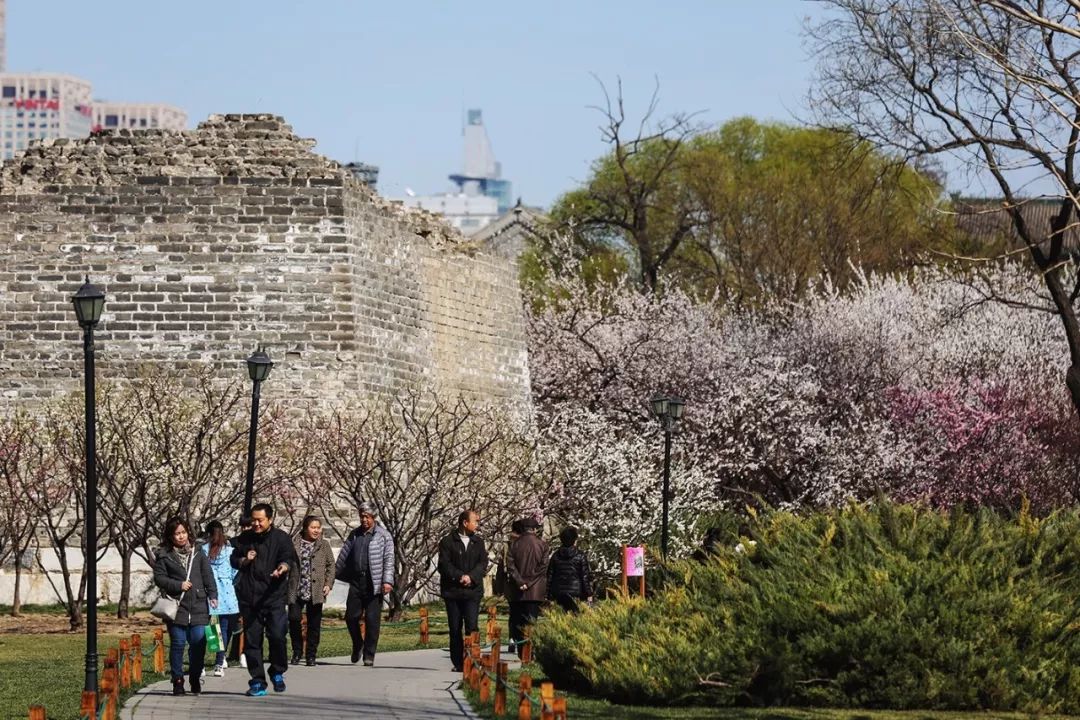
xmin=0 ymin=604 xmax=455 ymax=720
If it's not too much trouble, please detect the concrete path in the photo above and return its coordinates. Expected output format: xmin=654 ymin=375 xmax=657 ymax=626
xmin=119 ymin=648 xmax=480 ymax=720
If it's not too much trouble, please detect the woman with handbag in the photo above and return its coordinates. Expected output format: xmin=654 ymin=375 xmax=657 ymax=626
xmin=153 ymin=516 xmax=218 ymax=697
xmin=287 ymin=515 xmax=335 ymax=666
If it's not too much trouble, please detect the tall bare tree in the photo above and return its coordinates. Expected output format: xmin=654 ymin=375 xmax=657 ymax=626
xmin=809 ymin=0 xmax=1080 ymax=416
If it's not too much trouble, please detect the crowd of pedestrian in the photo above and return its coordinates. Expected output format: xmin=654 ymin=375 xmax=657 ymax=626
xmin=151 ymin=499 xmax=593 ymax=699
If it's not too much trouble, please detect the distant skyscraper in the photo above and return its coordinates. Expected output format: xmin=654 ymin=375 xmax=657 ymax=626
xmin=92 ymin=102 xmax=187 ymax=132
xmin=400 ymin=109 xmax=514 ymax=235
xmin=0 ymin=73 xmax=93 ymax=160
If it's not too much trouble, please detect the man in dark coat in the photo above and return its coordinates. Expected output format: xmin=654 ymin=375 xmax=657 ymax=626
xmin=437 ymin=509 xmax=488 ymax=672
xmin=546 ymin=526 xmax=593 ymax=613
xmin=507 ymin=517 xmax=548 ymax=658
xmin=230 ymin=503 xmax=296 ymax=696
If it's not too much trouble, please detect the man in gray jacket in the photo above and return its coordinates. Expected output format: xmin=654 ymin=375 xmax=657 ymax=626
xmin=334 ymin=501 xmax=395 ymax=666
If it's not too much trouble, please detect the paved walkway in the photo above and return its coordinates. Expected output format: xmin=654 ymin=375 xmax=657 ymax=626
xmin=119 ymin=648 xmax=479 ymax=720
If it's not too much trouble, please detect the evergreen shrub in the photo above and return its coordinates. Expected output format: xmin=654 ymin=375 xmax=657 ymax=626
xmin=532 ymin=502 xmax=1080 ymax=711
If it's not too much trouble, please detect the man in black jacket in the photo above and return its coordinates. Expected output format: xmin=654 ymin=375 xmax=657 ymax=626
xmin=437 ymin=509 xmax=488 ymax=672
xmin=230 ymin=503 xmax=296 ymax=696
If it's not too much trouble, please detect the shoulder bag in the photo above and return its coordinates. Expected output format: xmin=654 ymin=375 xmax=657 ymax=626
xmin=150 ymin=550 xmax=194 ymax=622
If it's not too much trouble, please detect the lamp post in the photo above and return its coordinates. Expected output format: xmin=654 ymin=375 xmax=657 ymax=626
xmin=241 ymin=347 xmax=273 ymax=518
xmin=650 ymin=395 xmax=685 ymax=560
xmin=71 ymin=277 xmax=105 ymax=696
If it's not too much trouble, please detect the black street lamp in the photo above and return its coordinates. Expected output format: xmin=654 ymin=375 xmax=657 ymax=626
xmin=241 ymin=347 xmax=273 ymax=518
xmin=71 ymin=277 xmax=105 ymax=697
xmin=650 ymin=394 xmax=685 ymax=560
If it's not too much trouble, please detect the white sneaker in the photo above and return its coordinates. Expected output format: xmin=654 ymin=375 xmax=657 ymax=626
xmin=221 ymin=659 xmax=228 ymax=670
xmin=201 ymin=667 xmax=206 ymax=678
xmin=212 ymin=665 xmax=224 ymax=677
xmin=239 ymin=654 xmax=248 ymax=669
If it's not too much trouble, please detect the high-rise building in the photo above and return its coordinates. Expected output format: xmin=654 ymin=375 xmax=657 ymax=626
xmin=0 ymin=73 xmax=93 ymax=160
xmin=400 ymin=109 xmax=514 ymax=235
xmin=92 ymin=102 xmax=187 ymax=132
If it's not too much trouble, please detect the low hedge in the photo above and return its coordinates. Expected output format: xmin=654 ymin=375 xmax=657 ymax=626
xmin=532 ymin=502 xmax=1080 ymax=712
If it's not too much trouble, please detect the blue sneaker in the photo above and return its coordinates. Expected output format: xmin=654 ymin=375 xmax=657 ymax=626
xmin=271 ymin=674 xmax=286 ymax=693
xmin=246 ymin=681 xmax=267 ymax=697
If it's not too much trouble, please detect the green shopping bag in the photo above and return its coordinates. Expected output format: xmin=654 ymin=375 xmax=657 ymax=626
xmin=206 ymin=615 xmax=223 ymax=654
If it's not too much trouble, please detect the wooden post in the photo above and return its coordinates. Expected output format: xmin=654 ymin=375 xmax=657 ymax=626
xmin=100 ymin=659 xmax=116 ymax=720
xmin=80 ymin=691 xmax=96 ymax=719
xmin=119 ymin=639 xmax=131 ymax=689
xmin=518 ymin=673 xmax=533 ymax=720
xmin=419 ymin=606 xmax=430 ymax=644
xmin=131 ymin=634 xmax=143 ymax=683
xmin=153 ymin=628 xmax=165 ymax=674
xmin=486 ymin=604 xmax=498 ymax=642
xmin=494 ymin=661 xmax=508 ymax=716
xmin=621 ymin=543 xmax=629 ymax=597
xmin=479 ymin=652 xmax=492 ymax=703
xmin=28 ymin=706 xmax=46 ymax=720
xmin=106 ymin=648 xmax=120 ymax=714
xmin=552 ymin=697 xmax=567 ymax=720
xmin=520 ymin=627 xmax=532 ymax=664
xmin=469 ymin=645 xmax=482 ymax=690
xmin=490 ymin=627 xmax=502 ymax=675
xmin=540 ymin=682 xmax=555 ymax=720
xmin=463 ymin=633 xmax=474 ymax=678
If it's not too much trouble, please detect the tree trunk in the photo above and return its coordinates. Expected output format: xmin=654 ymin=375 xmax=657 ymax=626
xmin=117 ymin=549 xmax=131 ymax=619
xmin=11 ymin=560 xmax=21 ymax=616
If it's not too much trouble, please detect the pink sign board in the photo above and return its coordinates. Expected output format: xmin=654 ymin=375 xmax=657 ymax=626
xmin=625 ymin=546 xmax=645 ymax=577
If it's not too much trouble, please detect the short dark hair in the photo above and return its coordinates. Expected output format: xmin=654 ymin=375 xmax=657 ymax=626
xmin=251 ymin=503 xmax=274 ymax=519
xmin=510 ymin=519 xmax=525 ymax=535
xmin=559 ymin=527 xmax=578 ymax=547
xmin=163 ymin=516 xmax=189 ymax=548
xmin=301 ymin=515 xmax=321 ymax=534
xmin=457 ymin=509 xmax=477 ymax=529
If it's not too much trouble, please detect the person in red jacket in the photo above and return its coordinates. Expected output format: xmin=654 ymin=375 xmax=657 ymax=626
xmin=506 ymin=517 xmax=548 ymax=658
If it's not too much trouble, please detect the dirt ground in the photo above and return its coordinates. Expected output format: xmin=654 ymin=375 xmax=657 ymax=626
xmin=0 ymin=610 xmax=163 ymax=635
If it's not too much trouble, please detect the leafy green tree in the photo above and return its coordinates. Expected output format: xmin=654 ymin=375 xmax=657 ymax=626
xmin=548 ymin=111 xmax=953 ymax=303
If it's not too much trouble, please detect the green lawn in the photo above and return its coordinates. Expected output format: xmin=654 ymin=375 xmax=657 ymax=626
xmin=0 ymin=606 xmax=453 ymax=720
xmin=463 ymin=664 xmax=1080 ymax=720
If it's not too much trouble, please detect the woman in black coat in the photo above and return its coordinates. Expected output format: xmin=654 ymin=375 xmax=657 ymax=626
xmin=153 ymin=516 xmax=218 ymax=697
xmin=546 ymin=526 xmax=593 ymax=613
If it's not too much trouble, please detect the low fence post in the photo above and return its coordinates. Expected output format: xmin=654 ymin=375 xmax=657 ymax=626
xmin=79 ymin=691 xmax=96 ymax=719
xmin=518 ymin=673 xmax=532 ymax=720
xmin=419 ymin=606 xmax=430 ymax=644
xmin=131 ymin=634 xmax=143 ymax=683
xmin=463 ymin=634 xmax=474 ymax=678
xmin=486 ymin=604 xmax=498 ymax=642
xmin=521 ymin=627 xmax=533 ymax=664
xmin=491 ymin=627 xmax=502 ymax=673
xmin=153 ymin=628 xmax=165 ymax=674
xmin=119 ymin=639 xmax=131 ymax=689
xmin=494 ymin=660 xmax=508 ymax=717
xmin=552 ymin=696 xmax=568 ymax=720
xmin=479 ymin=652 xmax=492 ymax=703
xmin=469 ymin=644 xmax=483 ymax=690
xmin=540 ymin=682 xmax=555 ymax=720
xmin=27 ymin=706 xmax=45 ymax=720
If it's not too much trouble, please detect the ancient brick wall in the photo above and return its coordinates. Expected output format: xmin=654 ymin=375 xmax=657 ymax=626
xmin=0 ymin=114 xmax=531 ymax=409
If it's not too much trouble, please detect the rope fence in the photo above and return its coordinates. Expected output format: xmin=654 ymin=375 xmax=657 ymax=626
xmin=31 ymin=628 xmax=167 ymax=720
xmin=461 ymin=607 xmax=567 ymax=720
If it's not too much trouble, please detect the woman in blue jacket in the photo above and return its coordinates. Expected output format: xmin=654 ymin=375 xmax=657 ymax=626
xmin=202 ymin=520 xmax=240 ymax=676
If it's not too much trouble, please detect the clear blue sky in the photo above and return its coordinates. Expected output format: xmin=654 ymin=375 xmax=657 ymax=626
xmin=9 ymin=1 xmax=820 ymax=208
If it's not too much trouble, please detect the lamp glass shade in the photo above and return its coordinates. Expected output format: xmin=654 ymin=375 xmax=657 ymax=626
xmin=668 ymin=397 xmax=686 ymax=420
xmin=650 ymin=395 xmax=669 ymax=417
xmin=71 ymin=279 xmax=106 ymax=327
xmin=246 ymin=348 xmax=273 ymax=382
